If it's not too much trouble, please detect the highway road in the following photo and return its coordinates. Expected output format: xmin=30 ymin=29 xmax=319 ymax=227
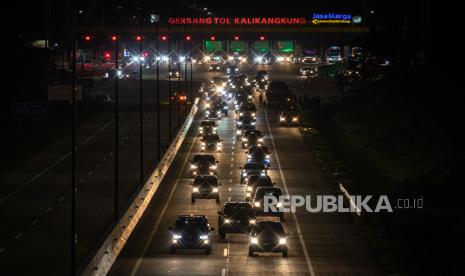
xmin=0 ymin=63 xmax=370 ymax=275
xmin=108 ymin=65 xmax=383 ymax=275
xmin=0 ymin=74 xmax=195 ymax=274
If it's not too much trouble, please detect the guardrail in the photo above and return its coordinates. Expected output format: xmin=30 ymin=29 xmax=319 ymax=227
xmin=338 ymin=183 xmax=362 ymax=217
xmin=81 ymin=98 xmax=200 ymax=276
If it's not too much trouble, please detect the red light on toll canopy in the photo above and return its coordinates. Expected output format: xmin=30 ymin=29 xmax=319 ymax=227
xmin=259 ymin=35 xmax=266 ymax=41
xmin=84 ymin=35 xmax=91 ymax=41
xmin=210 ymin=36 xmax=216 ymax=40
xmin=185 ymin=35 xmax=192 ymax=41
xmin=234 ymin=36 xmax=240 ymax=41
xmin=161 ymin=35 xmax=168 ymax=41
xmin=136 ymin=35 xmax=142 ymax=41
xmin=111 ymin=35 xmax=117 ymax=41
xmin=104 ymin=52 xmax=111 ymax=59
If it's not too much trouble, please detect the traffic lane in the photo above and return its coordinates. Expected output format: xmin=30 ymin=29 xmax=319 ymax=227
xmin=219 ymin=104 xmax=310 ymax=275
xmin=109 ymin=114 xmax=229 ymax=276
xmin=264 ymin=113 xmax=384 ymax=275
xmin=0 ymin=107 xmax=182 ymax=275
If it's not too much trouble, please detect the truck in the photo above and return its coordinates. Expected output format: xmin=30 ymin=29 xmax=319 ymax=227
xmin=265 ymin=81 xmax=294 ymax=109
xmin=301 ymin=49 xmax=319 ymax=64
xmin=275 ymin=41 xmax=295 ymax=63
xmin=325 ymin=46 xmax=342 ymax=63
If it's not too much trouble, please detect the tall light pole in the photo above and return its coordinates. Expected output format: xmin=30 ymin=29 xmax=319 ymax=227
xmin=70 ymin=0 xmax=77 ymax=275
xmin=136 ymin=11 xmax=144 ymax=187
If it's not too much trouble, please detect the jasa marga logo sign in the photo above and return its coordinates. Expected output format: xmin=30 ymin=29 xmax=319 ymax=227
xmin=311 ymin=13 xmax=352 ymax=25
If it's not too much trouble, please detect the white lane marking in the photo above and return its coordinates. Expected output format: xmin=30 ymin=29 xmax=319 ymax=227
xmin=227 ymin=197 xmax=231 ymax=202
xmin=31 ymin=218 xmax=39 ymax=226
xmin=96 ymin=164 xmax=101 ymax=168
xmin=230 ymin=164 xmax=234 ymax=168
xmin=230 ymin=157 xmax=234 ymax=162
xmin=13 ymin=233 xmax=23 ymax=240
xmin=45 ymin=207 xmax=52 ymax=213
xmin=57 ymin=196 xmax=64 ymax=203
xmin=0 ymin=112 xmax=126 ymax=204
xmin=103 ymin=157 xmax=107 ymax=162
xmin=223 ymin=248 xmax=228 ymax=257
xmin=229 ymin=179 xmax=232 ymax=183
xmin=228 ymin=187 xmax=232 ymax=192
xmin=230 ymin=171 xmax=233 ymax=175
xmin=79 ymin=179 xmax=85 ymax=184
xmin=264 ymin=110 xmax=316 ymax=276
xmin=221 ymin=268 xmax=226 ymax=276
xmin=88 ymin=171 xmax=94 ymax=176
xmin=130 ymin=135 xmax=198 ymax=276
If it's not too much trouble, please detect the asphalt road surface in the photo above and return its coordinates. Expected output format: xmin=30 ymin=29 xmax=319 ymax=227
xmin=0 ymin=63 xmax=367 ymax=275
xmin=108 ymin=64 xmax=383 ymax=275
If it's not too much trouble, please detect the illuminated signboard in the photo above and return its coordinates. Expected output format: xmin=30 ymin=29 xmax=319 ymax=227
xmin=311 ymin=13 xmax=352 ymax=25
xmin=168 ymin=17 xmax=307 ymax=25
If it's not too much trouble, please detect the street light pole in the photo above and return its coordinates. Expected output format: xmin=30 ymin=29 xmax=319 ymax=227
xmin=168 ymin=25 xmax=172 ymax=142
xmin=70 ymin=0 xmax=77 ymax=275
xmin=177 ymin=40 xmax=181 ymax=128
xmin=138 ymin=16 xmax=144 ymax=187
xmin=184 ymin=27 xmax=188 ymax=115
xmin=156 ymin=23 xmax=161 ymax=162
xmin=114 ymin=25 xmax=119 ymax=222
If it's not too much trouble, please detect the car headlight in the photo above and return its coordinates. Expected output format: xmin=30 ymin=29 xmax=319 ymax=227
xmin=279 ymin=238 xmax=287 ymax=245
xmin=251 ymin=237 xmax=258 ymax=244
xmin=243 ymin=138 xmax=248 ymax=142
xmin=280 ymin=117 xmax=285 ymax=121
xmin=242 ymin=171 xmax=247 ymax=176
xmin=247 ymin=154 xmax=251 ymax=158
xmin=254 ymin=202 xmax=260 ymax=207
xmin=237 ymin=121 xmax=243 ymax=125
xmin=193 ymin=187 xmax=199 ymax=192
xmin=266 ymin=154 xmax=270 ymax=159
xmin=252 ymin=113 xmax=256 ymax=117
xmin=173 ymin=234 xmax=182 ymax=240
xmin=210 ymin=165 xmax=217 ymax=170
xmin=212 ymin=187 xmax=219 ymax=193
xmin=200 ymin=235 xmax=209 ymax=240
xmin=246 ymin=192 xmax=251 ymax=197
xmin=258 ymin=138 xmax=263 ymax=142
xmin=224 ymin=219 xmax=231 ymax=224
xmin=239 ymin=112 xmax=243 ymax=116
xmin=236 ymin=130 xmax=242 ymax=135
xmin=201 ymin=142 xmax=206 ymax=146
xmin=248 ymin=95 xmax=252 ymax=99
xmin=190 ymin=164 xmax=197 ymax=169
xmin=251 ymin=122 xmax=256 ymax=125
xmin=249 ymin=219 xmax=256 ymax=224
xmin=292 ymin=117 xmax=298 ymax=122
xmin=247 ymin=186 xmax=253 ymax=191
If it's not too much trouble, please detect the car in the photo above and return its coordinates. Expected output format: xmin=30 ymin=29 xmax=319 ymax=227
xmin=299 ymin=66 xmax=317 ymax=77
xmin=252 ymin=186 xmax=283 ymax=220
xmin=248 ymin=221 xmax=288 ymax=257
xmin=209 ymin=63 xmax=221 ymax=72
xmin=211 ymin=101 xmax=228 ymax=116
xmin=239 ymin=128 xmax=262 ymax=141
xmin=168 ymin=215 xmax=214 ymax=254
xmin=236 ymin=115 xmax=256 ymax=130
xmin=191 ymin=175 xmax=221 ymax=203
xmin=199 ymin=120 xmax=218 ymax=136
xmin=167 ymin=69 xmax=180 ymax=79
xmin=233 ymin=92 xmax=250 ymax=110
xmin=247 ymin=146 xmax=270 ymax=166
xmin=217 ymin=202 xmax=256 ymax=239
xmin=240 ymin=162 xmax=267 ymax=183
xmin=245 ymin=175 xmax=274 ymax=200
xmin=95 ymin=94 xmax=112 ymax=106
xmin=256 ymin=70 xmax=269 ymax=81
xmin=237 ymin=102 xmax=257 ymax=117
xmin=189 ymin=154 xmax=218 ymax=177
xmin=204 ymin=107 xmax=222 ymax=120
xmin=242 ymin=131 xmax=264 ymax=149
xmin=226 ymin=65 xmax=239 ymax=75
xmin=236 ymin=125 xmax=255 ymax=139
xmin=200 ymin=134 xmax=223 ymax=152
xmin=279 ymin=110 xmax=301 ymax=126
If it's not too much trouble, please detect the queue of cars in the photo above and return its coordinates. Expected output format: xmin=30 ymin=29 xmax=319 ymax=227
xmin=169 ymin=67 xmax=289 ymax=257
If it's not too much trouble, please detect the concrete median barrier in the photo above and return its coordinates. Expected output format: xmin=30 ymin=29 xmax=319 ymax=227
xmin=80 ymin=98 xmax=199 ymax=276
